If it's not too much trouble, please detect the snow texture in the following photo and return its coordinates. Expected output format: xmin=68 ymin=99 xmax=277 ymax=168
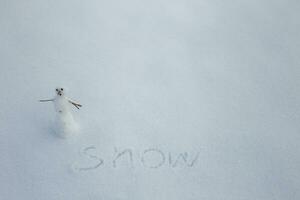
xmin=53 ymin=92 xmax=79 ymax=138
xmin=0 ymin=0 xmax=300 ymax=200
xmin=54 ymin=110 xmax=78 ymax=138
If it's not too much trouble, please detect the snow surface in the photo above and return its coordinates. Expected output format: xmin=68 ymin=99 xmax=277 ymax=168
xmin=0 ymin=0 xmax=300 ymax=199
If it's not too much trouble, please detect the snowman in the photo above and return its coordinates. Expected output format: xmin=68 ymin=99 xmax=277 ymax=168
xmin=40 ymin=87 xmax=82 ymax=138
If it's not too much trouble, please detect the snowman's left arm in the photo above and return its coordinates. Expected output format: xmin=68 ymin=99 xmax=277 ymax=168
xmin=67 ymin=98 xmax=82 ymax=109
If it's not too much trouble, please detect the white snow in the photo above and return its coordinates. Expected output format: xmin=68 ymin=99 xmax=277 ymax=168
xmin=0 ymin=0 xmax=300 ymax=200
xmin=52 ymin=88 xmax=80 ymax=138
xmin=53 ymin=103 xmax=79 ymax=138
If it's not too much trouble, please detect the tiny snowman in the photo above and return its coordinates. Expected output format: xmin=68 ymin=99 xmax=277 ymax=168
xmin=40 ymin=87 xmax=82 ymax=138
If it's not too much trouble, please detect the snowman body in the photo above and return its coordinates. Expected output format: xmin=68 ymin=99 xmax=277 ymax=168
xmin=53 ymin=92 xmax=78 ymax=137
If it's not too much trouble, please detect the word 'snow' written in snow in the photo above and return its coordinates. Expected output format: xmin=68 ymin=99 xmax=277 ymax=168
xmin=72 ymin=146 xmax=200 ymax=171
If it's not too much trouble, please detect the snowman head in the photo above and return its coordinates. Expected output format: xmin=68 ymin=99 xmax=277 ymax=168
xmin=55 ymin=87 xmax=65 ymax=96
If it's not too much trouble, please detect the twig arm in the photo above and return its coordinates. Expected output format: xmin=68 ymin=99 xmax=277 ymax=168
xmin=67 ymin=98 xmax=82 ymax=109
xmin=39 ymin=99 xmax=54 ymax=102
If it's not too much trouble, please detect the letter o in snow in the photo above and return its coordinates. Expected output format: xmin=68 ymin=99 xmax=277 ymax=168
xmin=141 ymin=148 xmax=165 ymax=168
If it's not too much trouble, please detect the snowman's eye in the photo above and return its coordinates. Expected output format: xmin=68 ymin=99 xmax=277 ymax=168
xmin=61 ymin=88 xmax=63 ymax=91
xmin=56 ymin=89 xmax=58 ymax=91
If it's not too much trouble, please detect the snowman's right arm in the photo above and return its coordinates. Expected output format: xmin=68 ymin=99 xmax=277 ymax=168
xmin=39 ymin=99 xmax=54 ymax=102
